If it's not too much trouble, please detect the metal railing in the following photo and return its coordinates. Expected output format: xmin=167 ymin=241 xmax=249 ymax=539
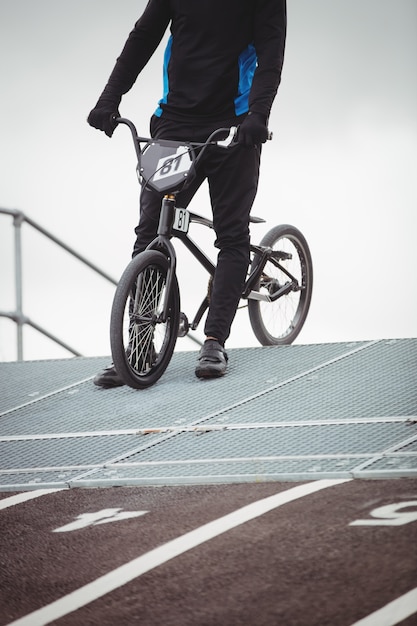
xmin=0 ymin=207 xmax=119 ymax=361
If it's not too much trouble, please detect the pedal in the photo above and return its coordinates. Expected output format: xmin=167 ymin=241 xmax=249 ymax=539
xmin=271 ymin=250 xmax=292 ymax=261
xmin=178 ymin=312 xmax=189 ymax=337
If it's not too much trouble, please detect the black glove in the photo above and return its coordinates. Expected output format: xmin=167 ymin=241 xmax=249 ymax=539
xmin=87 ymin=96 xmax=121 ymax=138
xmin=238 ymin=112 xmax=269 ymax=147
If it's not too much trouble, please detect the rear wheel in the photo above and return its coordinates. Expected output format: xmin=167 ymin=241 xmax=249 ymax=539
xmin=248 ymin=224 xmax=313 ymax=345
xmin=110 ymin=251 xmax=180 ymax=388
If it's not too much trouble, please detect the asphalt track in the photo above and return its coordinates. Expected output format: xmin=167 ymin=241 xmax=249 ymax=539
xmin=1 ymin=478 xmax=416 ymax=626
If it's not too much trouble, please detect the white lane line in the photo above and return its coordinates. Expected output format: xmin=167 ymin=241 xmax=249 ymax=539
xmin=7 ymin=479 xmax=350 ymax=626
xmin=350 ymin=587 xmax=417 ymax=626
xmin=0 ymin=489 xmax=64 ymax=511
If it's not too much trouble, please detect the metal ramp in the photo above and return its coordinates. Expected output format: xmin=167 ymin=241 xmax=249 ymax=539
xmin=0 ymin=338 xmax=416 ymax=490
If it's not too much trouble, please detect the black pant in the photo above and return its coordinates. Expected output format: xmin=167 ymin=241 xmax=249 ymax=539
xmin=132 ymin=115 xmax=261 ymax=345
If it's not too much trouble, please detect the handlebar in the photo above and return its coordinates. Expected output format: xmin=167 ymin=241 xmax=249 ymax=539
xmin=111 ymin=115 xmax=272 ymax=194
xmin=112 ymin=116 xmax=243 ymax=183
xmin=112 ymin=115 xmax=272 ymax=153
xmin=112 ymin=115 xmax=242 ymax=152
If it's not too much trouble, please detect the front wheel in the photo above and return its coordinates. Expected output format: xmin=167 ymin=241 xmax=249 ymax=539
xmin=248 ymin=224 xmax=313 ymax=345
xmin=110 ymin=250 xmax=180 ymax=388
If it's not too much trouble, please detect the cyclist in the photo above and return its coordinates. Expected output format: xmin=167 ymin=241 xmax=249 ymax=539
xmin=88 ymin=0 xmax=287 ymax=385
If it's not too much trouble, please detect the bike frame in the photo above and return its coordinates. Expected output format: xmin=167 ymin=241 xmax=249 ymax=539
xmin=115 ymin=117 xmax=302 ymax=330
xmin=146 ymin=198 xmax=301 ymax=330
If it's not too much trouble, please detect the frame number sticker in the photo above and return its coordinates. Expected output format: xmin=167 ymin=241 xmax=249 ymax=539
xmin=173 ymin=208 xmax=190 ymax=234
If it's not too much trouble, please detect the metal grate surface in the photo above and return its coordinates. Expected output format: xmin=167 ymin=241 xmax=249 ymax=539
xmin=0 ymin=338 xmax=416 ymax=490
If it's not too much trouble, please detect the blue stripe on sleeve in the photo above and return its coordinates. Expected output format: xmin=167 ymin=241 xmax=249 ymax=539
xmin=154 ymin=35 xmax=173 ymax=117
xmin=234 ymin=43 xmax=257 ymax=116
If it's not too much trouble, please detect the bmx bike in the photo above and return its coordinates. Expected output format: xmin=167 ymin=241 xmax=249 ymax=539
xmin=109 ymin=117 xmax=313 ymax=388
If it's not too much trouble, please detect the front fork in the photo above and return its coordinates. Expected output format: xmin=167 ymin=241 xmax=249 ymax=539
xmin=145 ymin=195 xmax=178 ymax=323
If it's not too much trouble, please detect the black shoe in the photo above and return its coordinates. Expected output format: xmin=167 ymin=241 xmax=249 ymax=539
xmin=195 ymin=340 xmax=228 ymax=379
xmin=93 ymin=364 xmax=125 ymax=388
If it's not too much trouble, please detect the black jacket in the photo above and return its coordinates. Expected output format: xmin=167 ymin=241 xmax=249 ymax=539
xmin=103 ymin=0 xmax=286 ymax=122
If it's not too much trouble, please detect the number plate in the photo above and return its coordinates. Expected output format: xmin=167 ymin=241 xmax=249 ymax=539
xmin=153 ymin=146 xmax=192 ymax=182
xmin=173 ymin=208 xmax=190 ymax=234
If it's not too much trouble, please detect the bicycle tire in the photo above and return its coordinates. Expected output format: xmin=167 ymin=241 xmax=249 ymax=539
xmin=248 ymin=224 xmax=313 ymax=345
xmin=110 ymin=250 xmax=180 ymax=388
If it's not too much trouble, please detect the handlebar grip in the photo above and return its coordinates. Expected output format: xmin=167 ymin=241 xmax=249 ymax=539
xmin=218 ymin=126 xmax=273 ymax=148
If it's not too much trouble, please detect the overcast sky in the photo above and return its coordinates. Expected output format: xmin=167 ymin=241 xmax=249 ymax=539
xmin=0 ymin=0 xmax=416 ymax=361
